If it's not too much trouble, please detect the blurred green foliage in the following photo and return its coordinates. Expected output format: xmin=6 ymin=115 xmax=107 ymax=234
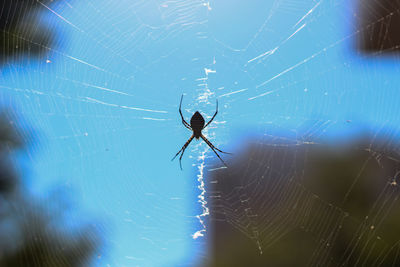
xmin=0 ymin=0 xmax=56 ymax=63
xmin=0 ymin=3 xmax=101 ymax=264
xmin=0 ymin=112 xmax=101 ymax=267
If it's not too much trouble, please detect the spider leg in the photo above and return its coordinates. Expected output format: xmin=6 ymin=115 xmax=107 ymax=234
xmin=200 ymin=135 xmax=230 ymax=167
xmin=172 ymin=135 xmax=194 ymax=170
xmin=203 ymin=99 xmax=218 ymax=129
xmin=179 ymin=95 xmax=191 ymax=130
xmin=201 ymin=134 xmax=232 ymax=154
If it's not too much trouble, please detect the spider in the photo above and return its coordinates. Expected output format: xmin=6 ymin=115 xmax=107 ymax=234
xmin=172 ymin=95 xmax=231 ymax=170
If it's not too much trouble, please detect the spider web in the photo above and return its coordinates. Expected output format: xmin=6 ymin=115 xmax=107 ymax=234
xmin=1 ymin=0 xmax=400 ymax=266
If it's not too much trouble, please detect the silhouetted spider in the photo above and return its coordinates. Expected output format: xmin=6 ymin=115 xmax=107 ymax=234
xmin=172 ymin=95 xmax=231 ymax=170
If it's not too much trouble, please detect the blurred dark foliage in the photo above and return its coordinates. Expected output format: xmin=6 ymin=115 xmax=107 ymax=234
xmin=0 ymin=113 xmax=101 ymax=267
xmin=205 ymin=136 xmax=400 ymax=266
xmin=0 ymin=2 xmax=101 ymax=266
xmin=0 ymin=0 xmax=57 ymax=63
xmin=357 ymin=0 xmax=400 ymax=53
xmin=0 ymin=115 xmax=22 ymax=194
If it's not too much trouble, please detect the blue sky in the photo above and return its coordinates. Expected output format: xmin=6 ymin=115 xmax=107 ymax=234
xmin=1 ymin=0 xmax=400 ymax=266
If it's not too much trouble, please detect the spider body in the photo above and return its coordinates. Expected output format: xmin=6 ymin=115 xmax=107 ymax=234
xmin=172 ymin=95 xmax=231 ymax=169
xmin=190 ymin=111 xmax=205 ymax=139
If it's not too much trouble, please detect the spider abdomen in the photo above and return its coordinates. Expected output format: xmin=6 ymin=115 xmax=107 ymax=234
xmin=190 ymin=111 xmax=205 ymax=138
